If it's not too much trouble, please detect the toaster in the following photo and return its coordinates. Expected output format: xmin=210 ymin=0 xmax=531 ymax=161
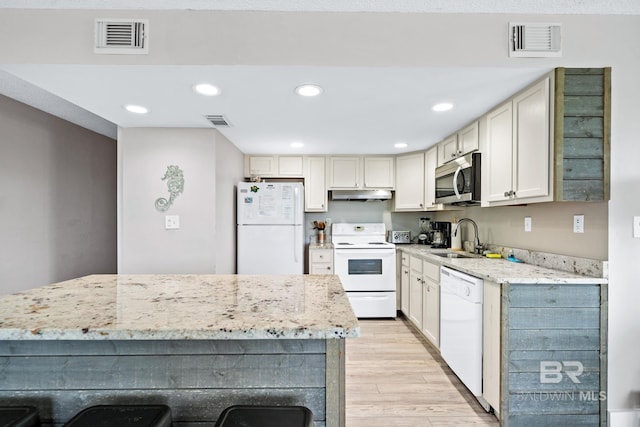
xmin=387 ymin=230 xmax=411 ymax=244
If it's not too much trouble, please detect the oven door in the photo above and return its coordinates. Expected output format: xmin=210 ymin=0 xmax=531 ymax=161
xmin=333 ymin=249 xmax=396 ymax=291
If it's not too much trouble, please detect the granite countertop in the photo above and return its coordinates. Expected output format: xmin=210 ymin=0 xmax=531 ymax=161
xmin=398 ymin=245 xmax=608 ymax=284
xmin=0 ymin=274 xmax=360 ymax=341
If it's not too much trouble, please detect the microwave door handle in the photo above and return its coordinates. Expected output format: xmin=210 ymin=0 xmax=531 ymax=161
xmin=453 ymin=166 xmax=463 ymax=200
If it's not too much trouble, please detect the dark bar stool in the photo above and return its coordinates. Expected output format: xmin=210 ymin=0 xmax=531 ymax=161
xmin=0 ymin=406 xmax=40 ymax=427
xmin=214 ymin=405 xmax=313 ymax=427
xmin=63 ymin=405 xmax=172 ymax=427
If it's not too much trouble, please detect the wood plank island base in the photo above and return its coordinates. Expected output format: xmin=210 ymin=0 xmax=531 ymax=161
xmin=0 ymin=274 xmax=360 ymax=427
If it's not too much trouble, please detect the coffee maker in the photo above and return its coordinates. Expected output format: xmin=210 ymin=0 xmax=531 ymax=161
xmin=430 ymin=221 xmax=451 ymax=248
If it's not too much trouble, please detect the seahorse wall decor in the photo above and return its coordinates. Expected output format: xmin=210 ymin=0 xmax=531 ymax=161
xmin=155 ymin=165 xmax=184 ymax=212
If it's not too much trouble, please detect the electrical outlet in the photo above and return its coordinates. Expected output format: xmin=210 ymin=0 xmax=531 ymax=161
xmin=524 ymin=216 xmax=532 ymax=232
xmin=573 ymin=215 xmax=584 ymax=233
xmin=165 ymin=215 xmax=180 ymax=230
xmin=634 ymin=216 xmax=640 ymax=238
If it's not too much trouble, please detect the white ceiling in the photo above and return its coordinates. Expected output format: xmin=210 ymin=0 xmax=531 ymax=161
xmin=0 ymin=0 xmax=637 ymax=155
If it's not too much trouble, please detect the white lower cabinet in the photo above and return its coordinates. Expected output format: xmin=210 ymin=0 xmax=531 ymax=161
xmin=421 ymin=259 xmax=440 ymax=348
xmin=483 ymin=280 xmax=501 ymax=415
xmin=400 ymin=252 xmax=410 ymax=314
xmin=408 ymin=256 xmax=423 ymax=329
xmin=401 ymin=252 xmax=440 ymax=349
xmin=308 ymin=244 xmax=333 ymax=274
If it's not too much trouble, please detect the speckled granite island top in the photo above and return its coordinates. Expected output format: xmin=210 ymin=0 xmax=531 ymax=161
xmin=0 ymin=274 xmax=360 ymax=340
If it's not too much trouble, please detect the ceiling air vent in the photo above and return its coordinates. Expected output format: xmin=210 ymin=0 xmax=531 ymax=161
xmin=95 ymin=19 xmax=148 ymax=54
xmin=204 ymin=115 xmax=231 ymax=127
xmin=509 ymin=23 xmax=561 ymax=58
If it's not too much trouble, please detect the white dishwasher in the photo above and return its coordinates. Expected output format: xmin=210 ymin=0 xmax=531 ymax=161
xmin=440 ymin=266 xmax=484 ymax=400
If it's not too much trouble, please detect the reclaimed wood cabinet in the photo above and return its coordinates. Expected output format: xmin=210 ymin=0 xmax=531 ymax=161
xmin=554 ymin=68 xmax=611 ymax=201
xmin=489 ymin=282 xmax=608 ymax=426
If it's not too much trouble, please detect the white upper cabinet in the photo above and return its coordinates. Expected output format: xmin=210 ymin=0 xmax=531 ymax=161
xmin=484 ymin=77 xmax=552 ymax=205
xmin=304 ymin=156 xmax=328 ymax=212
xmin=364 ymin=157 xmax=395 ymax=188
xmin=394 ymin=152 xmax=425 ymax=211
xmin=423 ymin=146 xmax=439 ymax=210
xmin=437 ymin=121 xmax=479 ymax=166
xmin=278 ymin=156 xmax=304 ymax=176
xmin=328 ymin=156 xmax=360 ymax=189
xmin=244 ymin=155 xmax=303 ymax=178
xmin=245 ymin=155 xmax=276 ymax=177
xmin=328 ymin=156 xmax=394 ymax=189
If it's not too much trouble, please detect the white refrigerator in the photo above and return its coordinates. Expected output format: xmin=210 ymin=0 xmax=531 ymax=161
xmin=237 ymin=182 xmax=305 ymax=274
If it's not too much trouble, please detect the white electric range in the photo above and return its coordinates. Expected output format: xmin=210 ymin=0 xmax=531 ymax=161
xmin=331 ymin=223 xmax=396 ymax=318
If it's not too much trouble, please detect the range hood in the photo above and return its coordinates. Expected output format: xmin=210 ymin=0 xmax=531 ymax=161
xmin=331 ymin=189 xmax=392 ymax=201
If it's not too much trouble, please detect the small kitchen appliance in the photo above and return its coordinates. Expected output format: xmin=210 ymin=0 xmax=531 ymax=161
xmin=417 ymin=217 xmax=431 ymax=245
xmin=435 ymin=152 xmax=481 ymax=205
xmin=387 ymin=230 xmax=410 ymax=244
xmin=430 ymin=221 xmax=451 ymax=248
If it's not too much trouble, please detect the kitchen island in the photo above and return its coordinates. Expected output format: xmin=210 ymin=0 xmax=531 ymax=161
xmin=0 ymin=274 xmax=359 ymax=427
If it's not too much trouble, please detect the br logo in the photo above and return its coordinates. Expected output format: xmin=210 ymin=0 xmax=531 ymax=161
xmin=540 ymin=361 xmax=584 ymax=384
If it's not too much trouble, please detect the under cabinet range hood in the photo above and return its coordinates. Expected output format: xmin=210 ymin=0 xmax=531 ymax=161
xmin=331 ymin=190 xmax=392 ymax=201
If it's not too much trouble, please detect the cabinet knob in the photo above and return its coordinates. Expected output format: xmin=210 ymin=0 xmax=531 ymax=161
xmin=326 ymin=266 xmax=331 ymax=270
xmin=451 ymin=153 xmax=456 ymax=158
xmin=504 ymin=191 xmax=510 ymax=197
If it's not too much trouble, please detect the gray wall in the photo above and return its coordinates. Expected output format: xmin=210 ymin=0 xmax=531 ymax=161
xmin=118 ymin=127 xmax=243 ymax=274
xmin=0 ymin=94 xmax=116 ymax=295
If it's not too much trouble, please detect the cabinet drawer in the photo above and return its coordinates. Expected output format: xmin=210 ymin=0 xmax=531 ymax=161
xmin=310 ymin=263 xmax=333 ymax=274
xmin=423 ymin=260 xmax=440 ymax=282
xmin=410 ymin=256 xmax=423 ymax=272
xmin=311 ymin=250 xmax=333 ymax=263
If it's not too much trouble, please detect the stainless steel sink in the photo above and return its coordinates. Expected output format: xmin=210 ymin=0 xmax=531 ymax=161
xmin=431 ymin=252 xmax=474 ymax=259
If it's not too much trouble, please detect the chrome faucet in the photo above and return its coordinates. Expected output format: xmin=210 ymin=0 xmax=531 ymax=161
xmin=453 ymin=218 xmax=483 ymax=254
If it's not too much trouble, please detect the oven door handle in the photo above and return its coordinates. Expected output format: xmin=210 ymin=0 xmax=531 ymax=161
xmin=453 ymin=165 xmax=463 ymax=200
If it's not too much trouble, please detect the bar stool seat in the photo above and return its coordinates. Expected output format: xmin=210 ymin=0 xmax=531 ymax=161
xmin=214 ymin=405 xmax=313 ymax=427
xmin=63 ymin=405 xmax=172 ymax=427
xmin=0 ymin=406 xmax=40 ymax=427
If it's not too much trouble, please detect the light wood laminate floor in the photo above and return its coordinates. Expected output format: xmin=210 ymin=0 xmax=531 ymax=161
xmin=345 ymin=317 xmax=499 ymax=427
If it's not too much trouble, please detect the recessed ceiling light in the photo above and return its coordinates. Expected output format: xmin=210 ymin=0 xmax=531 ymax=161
xmin=394 ymin=142 xmax=408 ymax=148
xmin=295 ymin=84 xmax=323 ymax=97
xmin=432 ymin=102 xmax=454 ymax=112
xmin=193 ymin=83 xmax=221 ymax=96
xmin=290 ymin=141 xmax=304 ymax=148
xmin=124 ymin=104 xmax=149 ymax=114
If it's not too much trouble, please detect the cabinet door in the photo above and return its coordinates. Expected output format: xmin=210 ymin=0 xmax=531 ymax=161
xmin=438 ymin=134 xmax=458 ymax=166
xmin=512 ymin=77 xmax=551 ymax=200
xmin=483 ymin=280 xmax=501 ymax=414
xmin=422 ymin=278 xmax=440 ymax=348
xmin=409 ymin=270 xmax=423 ymax=329
xmin=394 ymin=152 xmax=425 ymax=211
xmin=400 ymin=262 xmax=410 ymax=316
xmin=304 ymin=157 xmax=328 ymax=212
xmin=278 ymin=156 xmax=303 ymax=176
xmin=458 ymin=121 xmax=479 ymax=156
xmin=245 ymin=156 xmax=276 ymax=177
xmin=423 ymin=147 xmax=438 ymax=209
xmin=364 ymin=157 xmax=394 ymax=188
xmin=485 ymin=101 xmax=514 ymax=202
xmin=328 ymin=156 xmax=360 ymax=189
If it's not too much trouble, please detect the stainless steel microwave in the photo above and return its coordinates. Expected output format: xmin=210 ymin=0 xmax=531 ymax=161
xmin=435 ymin=152 xmax=481 ymax=205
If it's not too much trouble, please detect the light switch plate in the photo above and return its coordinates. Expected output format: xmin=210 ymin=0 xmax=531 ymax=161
xmin=634 ymin=216 xmax=640 ymax=238
xmin=165 ymin=215 xmax=180 ymax=230
xmin=524 ymin=216 xmax=532 ymax=232
xmin=573 ymin=215 xmax=584 ymax=233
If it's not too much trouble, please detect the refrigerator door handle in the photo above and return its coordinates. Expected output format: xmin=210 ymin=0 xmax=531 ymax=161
xmin=294 ymin=185 xmax=300 ymax=263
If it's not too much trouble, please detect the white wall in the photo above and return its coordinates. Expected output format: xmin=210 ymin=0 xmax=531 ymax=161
xmin=118 ymin=128 xmax=218 ymax=274
xmin=0 ymin=94 xmax=116 ymax=295
xmin=0 ymin=8 xmax=638 ymax=413
xmin=215 ymin=132 xmax=245 ymax=274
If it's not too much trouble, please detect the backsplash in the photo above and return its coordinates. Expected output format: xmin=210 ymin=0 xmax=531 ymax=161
xmin=463 ymin=241 xmax=607 ymax=278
